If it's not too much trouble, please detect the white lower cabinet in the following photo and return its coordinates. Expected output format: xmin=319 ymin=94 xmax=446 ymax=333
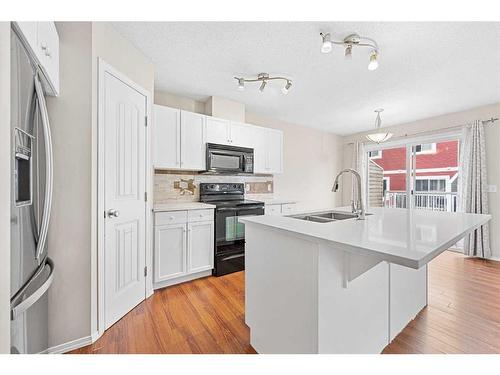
xmin=154 ymin=223 xmax=187 ymax=281
xmin=187 ymin=221 xmax=214 ymax=273
xmin=265 ymin=202 xmax=297 ymax=216
xmin=154 ymin=209 xmax=214 ymax=288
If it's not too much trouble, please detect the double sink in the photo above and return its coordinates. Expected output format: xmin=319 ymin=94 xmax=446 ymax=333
xmin=288 ymin=210 xmax=371 ymax=223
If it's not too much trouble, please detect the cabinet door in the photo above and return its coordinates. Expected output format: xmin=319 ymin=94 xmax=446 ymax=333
xmin=15 ymin=22 xmax=38 ymax=53
xmin=252 ymin=126 xmax=268 ymax=174
xmin=153 ymin=105 xmax=181 ymax=169
xmin=206 ymin=117 xmax=231 ymax=145
xmin=37 ymin=22 xmax=59 ymax=95
xmin=230 ymin=121 xmax=256 ymax=148
xmin=187 ymin=221 xmax=214 ymax=273
xmin=265 ymin=204 xmax=282 ymax=216
xmin=154 ymin=223 xmax=187 ymax=282
xmin=266 ymin=129 xmax=284 ymax=174
xmin=281 ymin=203 xmax=296 ymax=215
xmin=180 ymin=111 xmax=206 ymax=170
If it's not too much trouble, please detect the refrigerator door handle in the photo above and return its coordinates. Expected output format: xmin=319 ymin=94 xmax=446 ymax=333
xmin=33 ymin=72 xmax=53 ymax=265
xmin=11 ymin=258 xmax=54 ymax=321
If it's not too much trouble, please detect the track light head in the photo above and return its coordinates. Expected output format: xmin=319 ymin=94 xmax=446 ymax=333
xmin=259 ymin=80 xmax=267 ymax=92
xmin=368 ymin=51 xmax=379 ymax=71
xmin=281 ymin=80 xmax=292 ymax=95
xmin=320 ymin=33 xmax=332 ymax=54
xmin=345 ymin=44 xmax=353 ymax=60
xmin=237 ymin=78 xmax=245 ymax=91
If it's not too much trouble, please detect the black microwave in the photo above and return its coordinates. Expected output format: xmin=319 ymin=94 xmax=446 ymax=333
xmin=205 ymin=143 xmax=254 ymax=174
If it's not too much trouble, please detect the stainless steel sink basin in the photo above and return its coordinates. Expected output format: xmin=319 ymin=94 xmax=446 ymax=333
xmin=313 ymin=212 xmax=358 ymax=220
xmin=288 ymin=210 xmax=372 ymax=223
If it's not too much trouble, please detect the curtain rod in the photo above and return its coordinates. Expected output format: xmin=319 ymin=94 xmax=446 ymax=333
xmin=346 ymin=117 xmax=499 ymax=145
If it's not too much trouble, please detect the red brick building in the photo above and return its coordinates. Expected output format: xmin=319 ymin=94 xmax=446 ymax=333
xmin=369 ymin=140 xmax=459 ymax=194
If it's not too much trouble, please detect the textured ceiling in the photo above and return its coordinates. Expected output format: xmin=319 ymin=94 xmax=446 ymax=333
xmin=112 ymin=22 xmax=500 ymax=135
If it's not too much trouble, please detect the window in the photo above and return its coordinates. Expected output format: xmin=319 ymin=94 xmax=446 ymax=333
xmin=415 ymin=143 xmax=436 ymax=154
xmin=369 ymin=150 xmax=382 ymax=159
xmin=415 ymin=178 xmax=446 ymax=192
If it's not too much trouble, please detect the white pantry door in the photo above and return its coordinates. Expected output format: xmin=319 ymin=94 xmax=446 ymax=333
xmin=103 ymin=70 xmax=147 ymax=329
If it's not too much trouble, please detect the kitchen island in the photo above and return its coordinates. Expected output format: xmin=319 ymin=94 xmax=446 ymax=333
xmin=239 ymin=207 xmax=491 ymax=354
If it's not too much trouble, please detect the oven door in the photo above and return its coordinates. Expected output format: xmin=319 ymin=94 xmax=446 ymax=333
xmin=215 ymin=205 xmax=264 ymax=253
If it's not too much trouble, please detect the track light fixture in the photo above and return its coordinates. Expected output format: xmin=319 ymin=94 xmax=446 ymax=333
xmin=320 ymin=32 xmax=380 ymax=71
xmin=234 ymin=73 xmax=292 ymax=94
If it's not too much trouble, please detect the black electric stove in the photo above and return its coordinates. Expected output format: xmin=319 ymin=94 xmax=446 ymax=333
xmin=199 ymin=183 xmax=264 ymax=276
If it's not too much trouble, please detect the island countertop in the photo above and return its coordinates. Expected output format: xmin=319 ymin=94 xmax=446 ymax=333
xmin=239 ymin=207 xmax=491 ymax=269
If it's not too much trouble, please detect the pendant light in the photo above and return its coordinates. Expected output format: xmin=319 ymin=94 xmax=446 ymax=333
xmin=366 ymin=109 xmax=393 ymax=143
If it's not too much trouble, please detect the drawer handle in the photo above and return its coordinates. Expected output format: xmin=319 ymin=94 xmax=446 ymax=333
xmin=169 ymin=216 xmax=174 ymax=220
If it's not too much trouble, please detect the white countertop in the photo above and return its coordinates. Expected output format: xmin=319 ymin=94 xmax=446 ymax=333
xmin=153 ymin=202 xmax=216 ymax=212
xmin=239 ymin=207 xmax=491 ymax=269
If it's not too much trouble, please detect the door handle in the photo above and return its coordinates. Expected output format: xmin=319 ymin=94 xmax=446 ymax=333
xmin=107 ymin=209 xmax=120 ymax=218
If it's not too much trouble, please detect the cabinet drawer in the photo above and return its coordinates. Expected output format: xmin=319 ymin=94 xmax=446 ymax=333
xmin=281 ymin=203 xmax=296 ymax=215
xmin=265 ymin=204 xmax=282 ymax=216
xmin=155 ymin=210 xmax=188 ymax=225
xmin=188 ymin=209 xmax=214 ymax=223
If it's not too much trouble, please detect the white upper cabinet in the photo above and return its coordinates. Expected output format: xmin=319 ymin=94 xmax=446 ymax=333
xmin=14 ymin=22 xmax=59 ymax=96
xmin=153 ymin=105 xmax=181 ymax=169
xmin=36 ymin=22 xmax=59 ymax=95
xmin=253 ymin=126 xmax=283 ymax=174
xmin=180 ymin=110 xmax=206 ymax=170
xmin=230 ymin=121 xmax=257 ymax=148
xmin=205 ymin=117 xmax=231 ymax=145
xmin=152 ymin=104 xmax=284 ymax=174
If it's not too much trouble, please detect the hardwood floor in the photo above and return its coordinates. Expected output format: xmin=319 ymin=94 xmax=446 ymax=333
xmin=383 ymin=251 xmax=500 ymax=354
xmin=71 ymin=251 xmax=500 ymax=354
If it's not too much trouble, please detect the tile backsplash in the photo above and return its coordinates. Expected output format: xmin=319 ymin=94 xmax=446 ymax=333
xmin=154 ymin=170 xmax=274 ymax=203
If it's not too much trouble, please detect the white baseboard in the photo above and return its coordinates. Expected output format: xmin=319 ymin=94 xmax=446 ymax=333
xmin=40 ymin=335 xmax=92 ymax=354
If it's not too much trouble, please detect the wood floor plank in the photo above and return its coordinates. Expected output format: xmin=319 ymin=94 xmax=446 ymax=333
xmin=71 ymin=251 xmax=500 ymax=354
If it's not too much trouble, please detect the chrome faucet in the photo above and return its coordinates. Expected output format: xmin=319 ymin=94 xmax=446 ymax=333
xmin=332 ymin=168 xmax=366 ymax=220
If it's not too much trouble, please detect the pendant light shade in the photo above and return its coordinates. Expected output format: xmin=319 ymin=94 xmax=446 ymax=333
xmin=366 ymin=109 xmax=393 ymax=143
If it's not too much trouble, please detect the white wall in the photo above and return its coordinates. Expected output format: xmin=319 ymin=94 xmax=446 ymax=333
xmin=343 ymin=102 xmax=500 ymax=259
xmin=45 ymin=22 xmax=93 ymax=349
xmin=0 ymin=22 xmax=11 ymax=354
xmin=246 ymin=112 xmax=344 ymax=210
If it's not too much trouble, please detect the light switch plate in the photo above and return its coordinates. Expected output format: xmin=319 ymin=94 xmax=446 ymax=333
xmin=488 ymin=185 xmax=497 ymax=193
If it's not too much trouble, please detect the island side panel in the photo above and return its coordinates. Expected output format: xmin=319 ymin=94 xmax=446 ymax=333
xmin=389 ymin=263 xmax=427 ymax=341
xmin=245 ymin=225 xmax=319 ymax=354
xmin=317 ymin=245 xmax=390 ymax=353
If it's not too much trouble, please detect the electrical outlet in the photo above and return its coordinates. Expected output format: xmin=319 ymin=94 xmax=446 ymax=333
xmin=488 ymin=185 xmax=497 ymax=193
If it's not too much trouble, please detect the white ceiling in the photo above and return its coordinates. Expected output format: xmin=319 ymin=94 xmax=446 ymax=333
xmin=112 ymin=22 xmax=500 ymax=135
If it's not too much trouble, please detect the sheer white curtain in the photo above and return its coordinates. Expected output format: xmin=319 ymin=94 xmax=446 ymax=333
xmin=459 ymin=120 xmax=491 ymax=258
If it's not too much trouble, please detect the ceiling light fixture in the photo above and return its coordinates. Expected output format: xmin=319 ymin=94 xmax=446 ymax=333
xmin=234 ymin=73 xmax=292 ymax=95
xmin=368 ymin=51 xmax=379 ymax=71
xmin=344 ymin=44 xmax=353 ymax=59
xmin=282 ymin=80 xmax=292 ymax=95
xmin=320 ymin=32 xmax=333 ymax=53
xmin=237 ymin=77 xmax=245 ymax=91
xmin=366 ymin=109 xmax=393 ymax=144
xmin=320 ymin=32 xmax=380 ymax=70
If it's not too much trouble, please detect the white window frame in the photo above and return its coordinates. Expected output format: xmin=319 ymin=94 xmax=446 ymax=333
xmin=364 ymin=129 xmax=462 ymax=210
xmin=414 ymin=175 xmax=450 ymax=193
xmin=368 ymin=150 xmax=382 ymax=159
xmin=415 ymin=143 xmax=437 ymax=155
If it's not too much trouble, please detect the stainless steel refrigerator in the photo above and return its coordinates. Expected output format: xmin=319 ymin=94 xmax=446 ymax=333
xmin=10 ymin=26 xmax=55 ymax=354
